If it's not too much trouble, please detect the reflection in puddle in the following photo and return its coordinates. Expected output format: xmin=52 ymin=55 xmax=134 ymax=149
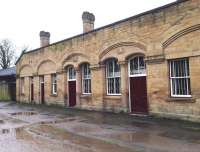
xmin=29 ymin=124 xmax=136 ymax=152
xmin=1 ymin=128 xmax=10 ymax=134
xmin=39 ymin=118 xmax=77 ymax=125
xmin=72 ymin=125 xmax=98 ymax=133
xmin=103 ymin=131 xmax=152 ymax=144
xmin=0 ymin=127 xmax=24 ymax=140
xmin=10 ymin=111 xmax=37 ymax=116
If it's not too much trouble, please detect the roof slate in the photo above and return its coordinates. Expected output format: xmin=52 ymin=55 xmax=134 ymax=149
xmin=0 ymin=67 xmax=16 ymax=77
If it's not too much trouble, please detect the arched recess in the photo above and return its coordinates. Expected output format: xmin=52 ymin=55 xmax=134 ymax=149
xmin=99 ymin=42 xmax=146 ymax=63
xmin=19 ymin=64 xmax=34 ymax=77
xmin=162 ymin=25 xmax=200 ymax=59
xmin=162 ymin=24 xmax=200 ymax=49
xmin=37 ymin=59 xmax=57 ymax=75
xmin=61 ymin=52 xmax=90 ymax=69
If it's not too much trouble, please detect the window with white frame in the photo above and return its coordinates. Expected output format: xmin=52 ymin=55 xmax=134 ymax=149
xmin=81 ymin=63 xmax=91 ymax=94
xmin=106 ymin=59 xmax=121 ymax=95
xmin=169 ymin=58 xmax=191 ymax=97
xmin=20 ymin=77 xmax=25 ymax=94
xmin=68 ymin=66 xmax=76 ymax=81
xmin=51 ymin=74 xmax=57 ymax=95
xmin=129 ymin=56 xmax=146 ymax=76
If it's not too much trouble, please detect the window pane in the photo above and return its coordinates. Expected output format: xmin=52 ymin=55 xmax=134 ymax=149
xmin=54 ymin=84 xmax=57 ymax=93
xmin=170 ymin=58 xmax=191 ymax=96
xmin=129 ymin=56 xmax=146 ymax=76
xmin=106 ymin=59 xmax=121 ymax=94
xmin=82 ymin=64 xmax=91 ymax=93
xmin=107 ymin=60 xmax=113 ymax=77
xmin=115 ymin=77 xmax=120 ymax=94
xmin=107 ymin=78 xmax=114 ymax=94
xmin=68 ymin=67 xmax=76 ymax=80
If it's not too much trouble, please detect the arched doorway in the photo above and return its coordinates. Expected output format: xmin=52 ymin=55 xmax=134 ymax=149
xmin=128 ymin=56 xmax=148 ymax=114
xmin=67 ymin=66 xmax=76 ymax=107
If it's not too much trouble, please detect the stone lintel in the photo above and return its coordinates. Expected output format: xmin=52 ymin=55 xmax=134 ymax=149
xmin=145 ymin=54 xmax=165 ymax=64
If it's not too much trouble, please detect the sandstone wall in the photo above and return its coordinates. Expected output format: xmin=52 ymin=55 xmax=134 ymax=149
xmin=16 ymin=0 xmax=200 ymax=122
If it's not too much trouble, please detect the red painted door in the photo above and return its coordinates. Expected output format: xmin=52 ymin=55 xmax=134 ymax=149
xmin=31 ymin=83 xmax=34 ymax=102
xmin=68 ymin=81 xmax=76 ymax=107
xmin=130 ymin=76 xmax=148 ymax=114
xmin=41 ymin=83 xmax=45 ymax=104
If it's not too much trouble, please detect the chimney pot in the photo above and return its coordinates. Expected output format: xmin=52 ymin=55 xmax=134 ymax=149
xmin=39 ymin=31 xmax=50 ymax=47
xmin=82 ymin=12 xmax=95 ymax=33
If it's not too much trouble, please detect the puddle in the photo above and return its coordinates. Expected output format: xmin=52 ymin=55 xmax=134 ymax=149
xmin=0 ymin=127 xmax=24 ymax=139
xmin=39 ymin=118 xmax=77 ymax=125
xmin=10 ymin=111 xmax=37 ymax=116
xmin=1 ymin=128 xmax=10 ymax=134
xmin=102 ymin=132 xmax=139 ymax=143
xmin=28 ymin=124 xmax=137 ymax=152
xmin=72 ymin=125 xmax=99 ymax=133
xmin=160 ymin=130 xmax=200 ymax=143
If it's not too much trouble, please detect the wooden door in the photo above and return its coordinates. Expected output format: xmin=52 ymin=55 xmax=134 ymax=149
xmin=41 ymin=83 xmax=45 ymax=104
xmin=68 ymin=81 xmax=76 ymax=107
xmin=31 ymin=83 xmax=34 ymax=102
xmin=130 ymin=76 xmax=148 ymax=114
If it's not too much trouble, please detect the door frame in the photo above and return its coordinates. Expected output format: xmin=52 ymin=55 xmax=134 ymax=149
xmin=29 ymin=77 xmax=34 ymax=103
xmin=68 ymin=80 xmax=76 ymax=107
xmin=128 ymin=56 xmax=148 ymax=113
xmin=39 ymin=76 xmax=45 ymax=104
xmin=67 ymin=66 xmax=76 ymax=107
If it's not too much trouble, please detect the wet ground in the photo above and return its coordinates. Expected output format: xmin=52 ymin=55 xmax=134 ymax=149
xmin=0 ymin=102 xmax=199 ymax=152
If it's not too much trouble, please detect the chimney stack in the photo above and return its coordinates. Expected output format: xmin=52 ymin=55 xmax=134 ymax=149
xmin=39 ymin=31 xmax=50 ymax=47
xmin=82 ymin=11 xmax=95 ymax=33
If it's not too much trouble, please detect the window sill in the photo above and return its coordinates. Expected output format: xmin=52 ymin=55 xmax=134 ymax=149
xmin=104 ymin=95 xmax=121 ymax=100
xmin=166 ymin=97 xmax=196 ymax=103
xmin=50 ymin=94 xmax=58 ymax=97
xmin=80 ymin=94 xmax=92 ymax=99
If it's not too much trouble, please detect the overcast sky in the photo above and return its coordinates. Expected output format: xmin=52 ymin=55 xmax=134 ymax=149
xmin=0 ymin=0 xmax=175 ymax=56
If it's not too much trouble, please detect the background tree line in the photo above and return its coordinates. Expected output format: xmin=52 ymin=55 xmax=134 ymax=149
xmin=0 ymin=39 xmax=28 ymax=69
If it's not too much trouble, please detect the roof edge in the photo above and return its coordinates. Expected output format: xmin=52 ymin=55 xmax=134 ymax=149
xmin=16 ymin=0 xmax=189 ymax=64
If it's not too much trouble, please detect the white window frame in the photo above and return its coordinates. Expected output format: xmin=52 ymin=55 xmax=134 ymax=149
xmin=169 ymin=58 xmax=191 ymax=98
xmin=20 ymin=77 xmax=25 ymax=94
xmin=29 ymin=76 xmax=34 ymax=97
xmin=128 ymin=56 xmax=146 ymax=77
xmin=68 ymin=66 xmax=76 ymax=81
xmin=106 ymin=59 xmax=121 ymax=95
xmin=81 ymin=64 xmax=91 ymax=94
xmin=51 ymin=74 xmax=57 ymax=95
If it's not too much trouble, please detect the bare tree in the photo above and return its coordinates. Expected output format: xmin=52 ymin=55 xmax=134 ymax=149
xmin=20 ymin=45 xmax=29 ymax=55
xmin=0 ymin=39 xmax=15 ymax=69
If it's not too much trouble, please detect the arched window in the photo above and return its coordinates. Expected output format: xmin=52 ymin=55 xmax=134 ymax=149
xmin=129 ymin=56 xmax=146 ymax=76
xmin=106 ymin=59 xmax=121 ymax=95
xmin=68 ymin=66 xmax=76 ymax=81
xmin=81 ymin=63 xmax=91 ymax=94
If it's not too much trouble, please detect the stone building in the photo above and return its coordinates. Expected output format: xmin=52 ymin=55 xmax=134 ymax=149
xmin=16 ymin=0 xmax=200 ymax=122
